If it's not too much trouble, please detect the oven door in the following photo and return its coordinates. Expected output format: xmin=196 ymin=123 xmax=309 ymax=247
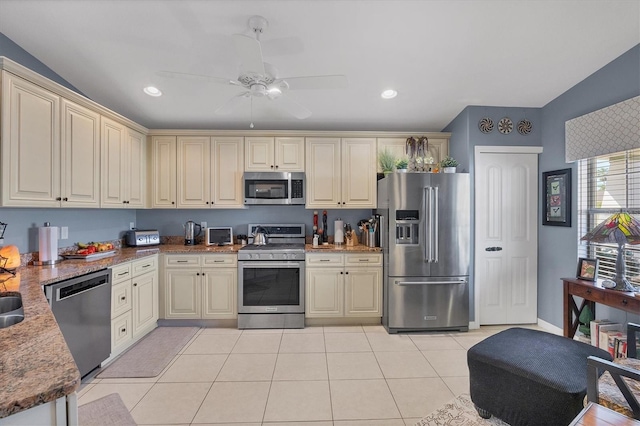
xmin=238 ymin=260 xmax=305 ymax=314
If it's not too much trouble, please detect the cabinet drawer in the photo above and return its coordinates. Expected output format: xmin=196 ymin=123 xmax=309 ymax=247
xmin=202 ymin=254 xmax=237 ymax=267
xmin=111 ymin=263 xmax=132 ymax=283
xmin=604 ymin=291 xmax=640 ymax=312
xmin=345 ymin=253 xmax=382 ymax=266
xmin=164 ymin=255 xmax=201 ymax=267
xmin=111 ymin=281 xmax=132 ymax=318
xmin=306 ymin=254 xmax=344 ymax=266
xmin=112 ymin=311 xmax=133 ymax=351
xmin=568 ymin=282 xmax=606 ymax=303
xmin=132 ymin=255 xmax=158 ymax=276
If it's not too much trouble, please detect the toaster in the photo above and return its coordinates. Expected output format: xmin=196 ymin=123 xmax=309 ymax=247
xmin=125 ymin=230 xmax=160 ymax=247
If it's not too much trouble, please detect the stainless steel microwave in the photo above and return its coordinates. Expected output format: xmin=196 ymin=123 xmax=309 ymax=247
xmin=243 ymin=172 xmax=305 ymax=205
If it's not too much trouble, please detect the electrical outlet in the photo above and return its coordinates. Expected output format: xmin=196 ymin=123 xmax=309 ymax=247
xmin=130 ymin=222 xmax=135 ymax=230
xmin=60 ymin=227 xmax=69 ymax=239
xmin=201 ymin=221 xmax=207 ymax=229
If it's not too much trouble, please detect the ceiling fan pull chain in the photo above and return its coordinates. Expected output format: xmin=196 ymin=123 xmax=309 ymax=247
xmin=250 ymin=96 xmax=255 ymax=129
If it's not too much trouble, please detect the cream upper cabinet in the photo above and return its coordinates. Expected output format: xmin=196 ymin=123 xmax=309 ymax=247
xmin=377 ymin=136 xmax=450 ymax=172
xmin=1 ymin=72 xmax=61 ymax=207
xmin=126 ymin=128 xmax=146 ymax=208
xmin=151 ymin=136 xmax=177 ymax=208
xmin=175 ymin=136 xmax=244 ymax=209
xmin=101 ymin=117 xmax=145 ymax=208
xmin=305 ymin=137 xmax=376 ymax=209
xmin=177 ymin=136 xmax=211 ymax=208
xmin=245 ymin=136 xmax=304 ymax=172
xmin=61 ymin=99 xmax=101 ymax=207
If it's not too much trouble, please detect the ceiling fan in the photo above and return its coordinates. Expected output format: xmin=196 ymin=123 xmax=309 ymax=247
xmin=159 ymin=15 xmax=347 ymax=122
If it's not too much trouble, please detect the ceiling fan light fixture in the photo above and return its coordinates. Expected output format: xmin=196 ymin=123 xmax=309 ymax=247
xmin=381 ymin=89 xmax=397 ymax=99
xmin=143 ymin=86 xmax=162 ymax=97
xmin=267 ymin=86 xmax=282 ymax=98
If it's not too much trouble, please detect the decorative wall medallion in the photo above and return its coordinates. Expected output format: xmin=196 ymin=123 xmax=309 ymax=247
xmin=478 ymin=117 xmax=494 ymax=133
xmin=498 ymin=117 xmax=513 ymax=134
xmin=517 ymin=119 xmax=533 ymax=135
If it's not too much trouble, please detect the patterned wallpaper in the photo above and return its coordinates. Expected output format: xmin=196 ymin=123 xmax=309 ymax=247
xmin=565 ymin=95 xmax=639 ymax=162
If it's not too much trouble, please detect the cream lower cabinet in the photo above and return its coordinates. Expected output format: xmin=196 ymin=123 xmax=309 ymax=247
xmin=162 ymin=254 xmax=237 ymax=319
xmin=305 ymin=253 xmax=382 ymax=318
xmin=109 ymin=255 xmax=159 ymax=358
xmin=305 ymin=137 xmax=377 ymax=209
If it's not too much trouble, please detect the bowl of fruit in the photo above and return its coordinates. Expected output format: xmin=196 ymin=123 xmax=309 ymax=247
xmin=63 ymin=242 xmax=116 ymax=260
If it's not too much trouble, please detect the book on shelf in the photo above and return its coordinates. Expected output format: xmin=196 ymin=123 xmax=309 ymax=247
xmin=606 ymin=332 xmax=627 ymax=358
xmin=598 ymin=323 xmax=623 ymax=351
xmin=589 ymin=319 xmax=614 ymax=347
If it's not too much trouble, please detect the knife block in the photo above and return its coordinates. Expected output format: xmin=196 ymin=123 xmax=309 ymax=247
xmin=346 ymin=232 xmax=358 ymax=247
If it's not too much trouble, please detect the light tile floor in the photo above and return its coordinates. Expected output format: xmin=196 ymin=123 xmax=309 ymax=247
xmin=78 ymin=324 xmax=542 ymax=425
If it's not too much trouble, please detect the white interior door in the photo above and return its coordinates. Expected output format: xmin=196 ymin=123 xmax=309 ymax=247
xmin=475 ymin=147 xmax=541 ymax=325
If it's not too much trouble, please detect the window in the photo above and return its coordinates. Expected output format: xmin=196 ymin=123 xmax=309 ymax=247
xmin=578 ymin=148 xmax=640 ymax=286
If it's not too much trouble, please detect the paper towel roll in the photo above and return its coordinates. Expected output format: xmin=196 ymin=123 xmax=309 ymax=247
xmin=39 ymin=223 xmax=59 ymax=263
xmin=334 ymin=220 xmax=344 ymax=245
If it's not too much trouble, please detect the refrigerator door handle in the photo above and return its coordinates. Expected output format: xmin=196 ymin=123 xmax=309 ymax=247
xmin=433 ymin=186 xmax=439 ymax=263
xmin=423 ymin=187 xmax=431 ymax=262
xmin=394 ymin=280 xmax=467 ymax=285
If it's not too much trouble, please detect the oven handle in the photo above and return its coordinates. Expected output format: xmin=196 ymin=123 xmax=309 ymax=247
xmin=238 ymin=261 xmax=304 ymax=268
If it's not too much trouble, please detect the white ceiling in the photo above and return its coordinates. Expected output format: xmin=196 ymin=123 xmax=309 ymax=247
xmin=0 ymin=0 xmax=638 ymax=132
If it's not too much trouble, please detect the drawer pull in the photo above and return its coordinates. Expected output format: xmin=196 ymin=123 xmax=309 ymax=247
xmin=319 ymin=259 xmax=331 ymax=262
xmin=142 ymin=264 xmax=151 ymax=268
xmin=358 ymin=259 xmax=370 ymax=262
xmin=586 ymin=290 xmax=592 ymax=295
xmin=117 ymin=271 xmax=129 ymax=276
xmin=120 ymin=296 xmax=126 ymax=301
xmin=121 ymin=328 xmax=126 ymax=333
xmin=176 ymin=260 xmax=188 ymax=263
xmin=214 ymin=260 xmax=225 ymax=263
xmin=622 ymin=299 xmax=628 ymax=305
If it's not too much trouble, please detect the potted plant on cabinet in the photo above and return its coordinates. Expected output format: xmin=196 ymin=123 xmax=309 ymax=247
xmin=395 ymin=158 xmax=409 ymax=173
xmin=378 ymin=149 xmax=396 ymax=175
xmin=440 ymin=156 xmax=459 ymax=173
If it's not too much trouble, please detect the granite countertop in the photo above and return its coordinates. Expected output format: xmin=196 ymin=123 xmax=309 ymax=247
xmin=0 ymin=242 xmax=380 ymax=418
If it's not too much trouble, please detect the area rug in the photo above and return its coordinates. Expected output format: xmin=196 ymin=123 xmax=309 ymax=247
xmin=415 ymin=394 xmax=509 ymax=426
xmin=78 ymin=393 xmax=136 ymax=425
xmin=97 ymin=327 xmax=198 ymax=378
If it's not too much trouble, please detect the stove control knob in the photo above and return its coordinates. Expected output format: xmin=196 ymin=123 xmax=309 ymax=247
xmin=246 ymin=254 xmax=252 ymax=260
xmin=269 ymin=253 xmax=275 ymax=259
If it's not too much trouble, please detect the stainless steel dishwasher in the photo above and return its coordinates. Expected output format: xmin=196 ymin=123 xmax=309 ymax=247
xmin=45 ymin=269 xmax=112 ymax=377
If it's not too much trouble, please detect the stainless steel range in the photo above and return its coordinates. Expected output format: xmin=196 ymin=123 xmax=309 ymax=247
xmin=237 ymin=224 xmax=306 ymax=329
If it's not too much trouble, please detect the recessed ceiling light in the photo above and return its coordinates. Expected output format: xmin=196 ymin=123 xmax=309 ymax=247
xmin=381 ymin=89 xmax=397 ymax=99
xmin=143 ymin=86 xmax=162 ymax=97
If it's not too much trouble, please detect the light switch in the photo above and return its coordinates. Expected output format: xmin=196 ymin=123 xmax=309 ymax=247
xmin=60 ymin=227 xmax=69 ymax=239
xmin=201 ymin=222 xmax=207 ymax=229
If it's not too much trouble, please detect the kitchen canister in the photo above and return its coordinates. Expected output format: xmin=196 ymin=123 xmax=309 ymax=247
xmin=35 ymin=222 xmax=60 ymax=265
xmin=334 ymin=219 xmax=344 ymax=245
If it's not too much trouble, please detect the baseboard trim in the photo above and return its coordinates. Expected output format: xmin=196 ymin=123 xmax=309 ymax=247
xmin=537 ymin=318 xmax=563 ymax=335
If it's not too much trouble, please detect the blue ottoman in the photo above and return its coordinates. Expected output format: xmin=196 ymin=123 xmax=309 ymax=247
xmin=467 ymin=327 xmax=612 ymax=426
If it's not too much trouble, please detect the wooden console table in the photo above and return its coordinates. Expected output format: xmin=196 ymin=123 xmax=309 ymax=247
xmin=562 ymin=277 xmax=640 ymax=338
xmin=569 ymin=402 xmax=640 ymax=425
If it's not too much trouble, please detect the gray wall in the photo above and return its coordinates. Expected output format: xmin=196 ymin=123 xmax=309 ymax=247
xmin=443 ymin=106 xmax=542 ymax=322
xmin=538 ymin=44 xmax=640 ymax=327
xmin=0 ymin=32 xmax=82 ymax=94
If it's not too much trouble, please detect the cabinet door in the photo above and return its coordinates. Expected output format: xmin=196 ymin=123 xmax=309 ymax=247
xmin=341 ymin=138 xmax=376 ymax=208
xmin=244 ymin=137 xmax=274 ymax=171
xmin=425 ymin=137 xmax=449 ymax=165
xmin=101 ymin=117 xmax=126 ymax=207
xmin=164 ymin=269 xmax=201 ymax=318
xmin=305 ymin=267 xmax=344 ymax=317
xmin=152 ymin=136 xmax=177 ymax=208
xmin=111 ymin=311 xmax=133 ymax=354
xmin=344 ymin=268 xmax=382 ymax=317
xmin=275 ymin=137 xmax=304 ymax=171
xmin=376 ymin=138 xmax=407 ymax=173
xmin=177 ymin=136 xmax=210 ymax=208
xmin=61 ymin=99 xmax=100 ymax=207
xmin=126 ymin=128 xmax=146 ymax=208
xmin=2 ymin=72 xmax=61 ymax=207
xmin=202 ymin=267 xmax=237 ymax=318
xmin=305 ymin=138 xmax=341 ymax=208
xmin=132 ymin=271 xmax=158 ymax=337
xmin=211 ymin=137 xmax=244 ymax=208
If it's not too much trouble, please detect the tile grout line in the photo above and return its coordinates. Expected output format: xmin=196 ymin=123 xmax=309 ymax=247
xmin=260 ymin=329 xmax=284 ymax=424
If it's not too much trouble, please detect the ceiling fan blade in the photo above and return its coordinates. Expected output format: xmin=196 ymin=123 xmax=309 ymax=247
xmin=215 ymin=92 xmax=250 ymax=115
xmin=278 ymin=75 xmax=348 ymax=90
xmin=232 ymin=34 xmax=266 ymax=76
xmin=273 ymin=94 xmax=312 ymax=119
xmin=157 ymin=70 xmax=239 ymax=86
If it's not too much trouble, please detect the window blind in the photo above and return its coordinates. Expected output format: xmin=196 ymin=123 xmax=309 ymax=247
xmin=578 ymin=148 xmax=640 ymax=286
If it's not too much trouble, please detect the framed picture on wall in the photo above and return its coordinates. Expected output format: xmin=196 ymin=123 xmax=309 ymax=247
xmin=576 ymin=257 xmax=598 ymax=281
xmin=542 ymin=168 xmax=571 ymax=227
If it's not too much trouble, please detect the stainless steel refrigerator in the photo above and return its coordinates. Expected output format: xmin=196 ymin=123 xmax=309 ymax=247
xmin=376 ymin=173 xmax=470 ymax=333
